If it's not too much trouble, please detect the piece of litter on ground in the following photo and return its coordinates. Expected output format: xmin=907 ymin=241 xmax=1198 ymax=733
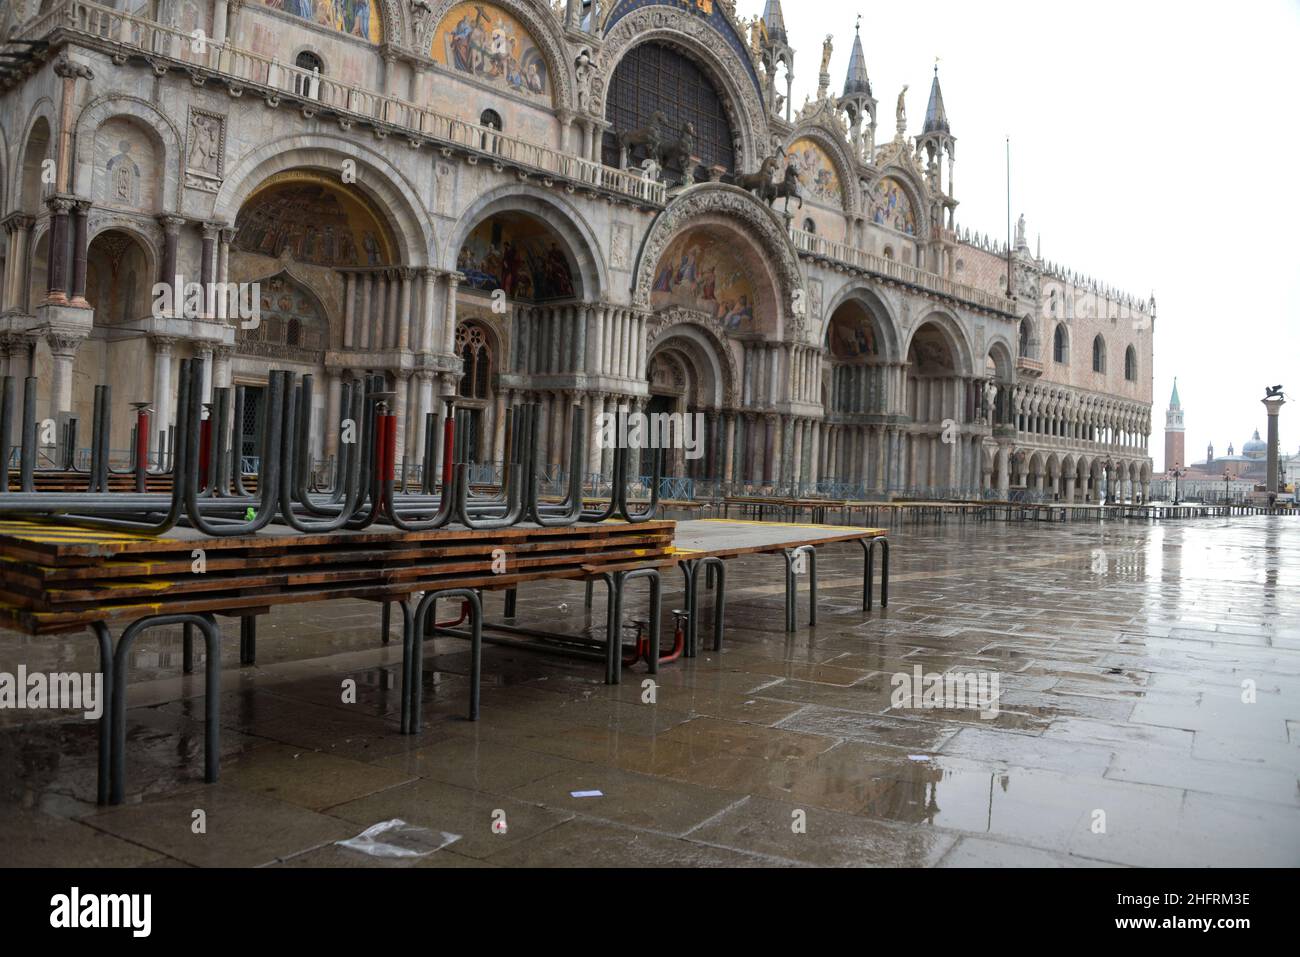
xmin=907 ymin=755 xmax=931 ymax=762
xmin=570 ymin=790 xmax=603 ymax=798
xmin=336 ymin=819 xmax=461 ymax=858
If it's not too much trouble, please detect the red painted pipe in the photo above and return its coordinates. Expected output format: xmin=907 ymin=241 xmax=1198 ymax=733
xmin=623 ymin=620 xmax=686 ymax=668
xmin=436 ymin=599 xmax=472 ymax=630
xmin=377 ymin=413 xmax=397 ymax=482
xmin=135 ymin=409 xmax=150 ymax=472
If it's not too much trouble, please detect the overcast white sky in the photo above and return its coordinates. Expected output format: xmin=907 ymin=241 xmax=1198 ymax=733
xmin=741 ymin=0 xmax=1300 ymax=471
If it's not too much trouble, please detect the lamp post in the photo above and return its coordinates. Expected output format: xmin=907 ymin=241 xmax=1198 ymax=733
xmin=1223 ymin=468 xmax=1232 ymax=506
xmin=1168 ymin=464 xmax=1185 ymax=506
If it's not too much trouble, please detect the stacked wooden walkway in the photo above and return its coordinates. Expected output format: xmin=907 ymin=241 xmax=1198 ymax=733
xmin=0 ymin=519 xmax=674 ymax=635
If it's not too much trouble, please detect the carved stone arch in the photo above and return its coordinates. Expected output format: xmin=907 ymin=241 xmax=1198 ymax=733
xmin=85 ymin=217 xmax=160 ymax=291
xmin=598 ymin=7 xmax=768 ymax=173
xmin=444 ymin=183 xmax=606 ymax=299
xmin=214 ymin=134 xmax=435 ymax=267
xmin=986 ymin=335 xmax=1015 ymax=381
xmin=11 ymin=96 xmax=56 ymax=216
xmin=645 ymin=310 xmax=739 ymax=408
xmin=785 ymin=122 xmax=859 ymax=216
xmin=73 ymin=94 xmax=183 ymax=214
xmin=632 ymin=183 xmax=804 ymax=340
xmin=377 ymin=0 xmax=412 ymax=48
xmin=820 ymin=282 xmax=901 ymax=362
xmin=866 ymin=163 xmax=929 ymax=238
xmin=905 ymin=308 xmax=975 ymax=377
xmin=419 ymin=0 xmax=573 ymax=111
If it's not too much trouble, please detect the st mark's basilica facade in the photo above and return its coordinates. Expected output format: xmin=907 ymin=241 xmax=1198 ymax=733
xmin=0 ymin=0 xmax=1156 ymax=501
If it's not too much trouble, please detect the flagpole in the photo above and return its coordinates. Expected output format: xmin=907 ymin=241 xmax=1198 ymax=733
xmin=1005 ymin=135 xmax=1013 ymax=298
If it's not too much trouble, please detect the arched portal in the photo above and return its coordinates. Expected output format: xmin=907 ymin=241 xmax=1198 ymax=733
xmin=11 ymin=116 xmax=51 ymax=315
xmin=72 ymin=229 xmax=156 ymax=451
xmin=453 ymin=204 xmax=589 ymax=472
xmin=225 ymin=171 xmax=401 ymax=463
xmin=904 ymin=317 xmax=975 ymax=494
xmin=983 ymin=340 xmax=1014 ymax=431
xmin=820 ymin=297 xmax=893 ymax=494
xmin=643 ymin=323 xmax=730 ymax=485
xmin=637 ymin=205 xmax=795 ymax=491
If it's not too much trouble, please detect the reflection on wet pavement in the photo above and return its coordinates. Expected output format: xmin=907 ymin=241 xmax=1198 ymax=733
xmin=1 ymin=516 xmax=1297 ymax=867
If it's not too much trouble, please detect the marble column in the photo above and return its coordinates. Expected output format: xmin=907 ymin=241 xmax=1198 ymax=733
xmin=2 ymin=215 xmax=34 ymax=313
xmin=217 ymin=227 xmax=233 ymax=322
xmin=343 ymin=273 xmax=357 ymax=348
xmin=394 ymin=370 xmax=410 ymax=468
xmin=46 ymin=332 xmax=80 ymax=416
xmin=69 ymin=200 xmax=91 ymax=306
xmin=43 ymin=197 xmax=73 ymax=304
xmin=197 ymin=343 xmax=214 ymax=405
xmin=722 ymin=412 xmax=736 ymax=489
xmin=325 ymin=369 xmax=342 ymax=462
xmin=419 ymin=269 xmax=437 ymax=353
xmin=159 ymin=216 xmax=184 ymax=310
xmin=414 ymin=371 xmax=434 ymax=469
xmin=442 ymin=273 xmax=462 ymax=355
xmin=359 ymin=273 xmax=374 ymax=350
xmin=398 ymin=268 xmax=413 ymax=351
xmin=587 ymin=392 xmax=604 ymax=475
xmin=151 ymin=336 xmax=175 ymax=453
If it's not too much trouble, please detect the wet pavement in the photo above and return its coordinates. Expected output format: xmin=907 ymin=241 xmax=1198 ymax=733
xmin=1 ymin=516 xmax=1297 ymax=867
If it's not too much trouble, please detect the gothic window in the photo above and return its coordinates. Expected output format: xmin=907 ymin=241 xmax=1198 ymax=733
xmin=1125 ymin=345 xmax=1137 ymax=381
xmin=1019 ymin=318 xmax=1034 ymax=358
xmin=803 ymin=218 xmax=817 ymax=234
xmin=456 ymin=322 xmax=491 ymax=400
xmin=294 ymin=51 xmax=323 ymax=100
xmin=1092 ymin=335 xmax=1106 ymax=373
xmin=1053 ymin=324 xmax=1069 ymax=364
xmin=602 ymin=42 xmax=736 ymax=177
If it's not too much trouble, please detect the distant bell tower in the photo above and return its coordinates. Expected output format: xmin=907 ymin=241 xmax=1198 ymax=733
xmin=1164 ymin=378 xmax=1185 ymax=470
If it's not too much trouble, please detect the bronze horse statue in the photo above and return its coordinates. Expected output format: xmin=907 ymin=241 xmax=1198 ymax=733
xmin=735 ymin=153 xmax=783 ymax=194
xmin=619 ymin=110 xmax=668 ymax=167
xmin=660 ymin=121 xmax=697 ymax=176
xmin=763 ymin=162 xmax=804 ymax=210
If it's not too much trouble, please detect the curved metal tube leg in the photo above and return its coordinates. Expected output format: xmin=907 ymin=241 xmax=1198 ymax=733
xmin=687 ymin=558 xmax=726 ymax=655
xmin=607 ymin=574 xmax=623 ymax=685
xmin=408 ymin=588 xmax=483 ymax=732
xmin=878 ymin=538 xmax=890 ymax=607
xmin=398 ymin=599 xmax=414 ymax=735
xmin=111 ymin=614 xmax=221 ymax=804
xmin=91 ymin=622 xmax=113 ymax=806
xmin=240 ymin=615 xmax=257 ymax=666
xmin=859 ymin=539 xmax=874 ymax=611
